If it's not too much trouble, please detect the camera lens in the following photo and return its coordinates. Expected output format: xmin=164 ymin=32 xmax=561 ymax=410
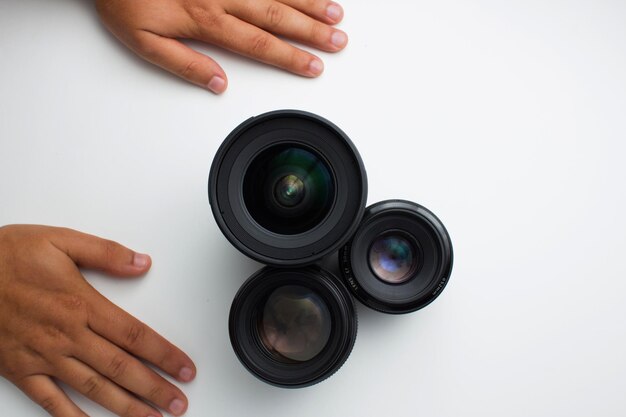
xmin=229 ymin=267 xmax=357 ymax=387
xmin=209 ymin=110 xmax=367 ymax=266
xmin=340 ymin=200 xmax=453 ymax=314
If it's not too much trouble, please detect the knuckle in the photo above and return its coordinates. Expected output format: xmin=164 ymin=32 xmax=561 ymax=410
xmin=187 ymin=5 xmax=225 ymax=31
xmin=107 ymin=354 xmax=128 ymax=379
xmin=82 ymin=375 xmax=105 ymax=397
xmin=6 ymin=351 xmax=53 ymax=380
xmin=61 ymin=294 xmax=87 ymax=314
xmin=40 ymin=325 xmax=74 ymax=354
xmin=289 ymin=50 xmax=309 ymax=73
xmin=55 ymin=226 xmax=75 ymax=238
xmin=265 ymin=4 xmax=284 ymax=27
xmin=43 ymin=325 xmax=64 ymax=341
xmin=250 ymin=34 xmax=272 ymax=56
xmin=124 ymin=323 xmax=146 ymax=348
xmin=146 ymin=383 xmax=165 ymax=401
xmin=123 ymin=402 xmax=141 ymax=417
xmin=101 ymin=239 xmax=119 ymax=263
xmin=178 ymin=60 xmax=201 ymax=79
xmin=309 ymin=22 xmax=327 ymax=43
xmin=156 ymin=345 xmax=174 ymax=368
xmin=39 ymin=396 xmax=58 ymax=413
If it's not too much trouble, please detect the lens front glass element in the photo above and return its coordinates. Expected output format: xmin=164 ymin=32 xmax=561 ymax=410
xmin=243 ymin=145 xmax=335 ymax=235
xmin=368 ymin=234 xmax=418 ymax=284
xmin=258 ymin=285 xmax=332 ymax=363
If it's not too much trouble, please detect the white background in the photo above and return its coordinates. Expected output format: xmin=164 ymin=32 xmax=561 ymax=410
xmin=1 ymin=0 xmax=625 ymax=416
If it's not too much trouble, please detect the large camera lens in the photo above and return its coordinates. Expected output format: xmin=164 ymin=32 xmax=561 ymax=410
xmin=340 ymin=200 xmax=453 ymax=314
xmin=229 ymin=267 xmax=357 ymax=387
xmin=209 ymin=110 xmax=367 ymax=266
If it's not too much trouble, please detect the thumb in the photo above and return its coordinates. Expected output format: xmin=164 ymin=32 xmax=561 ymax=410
xmin=132 ymin=30 xmax=228 ymax=94
xmin=50 ymin=227 xmax=152 ymax=277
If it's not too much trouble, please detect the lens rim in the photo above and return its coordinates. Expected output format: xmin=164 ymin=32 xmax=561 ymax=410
xmin=340 ymin=200 xmax=453 ymax=314
xmin=229 ymin=267 xmax=358 ymax=388
xmin=209 ymin=110 xmax=367 ymax=266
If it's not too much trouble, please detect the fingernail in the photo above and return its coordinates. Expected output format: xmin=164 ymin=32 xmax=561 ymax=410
xmin=331 ymin=31 xmax=348 ymax=48
xmin=326 ymin=3 xmax=343 ymax=21
xmin=169 ymin=399 xmax=186 ymax=416
xmin=308 ymin=59 xmax=324 ymax=76
xmin=179 ymin=366 xmax=194 ymax=382
xmin=133 ymin=253 xmax=149 ymax=268
xmin=207 ymin=75 xmax=226 ymax=94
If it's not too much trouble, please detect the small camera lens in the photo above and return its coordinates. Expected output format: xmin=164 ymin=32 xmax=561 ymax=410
xmin=209 ymin=110 xmax=367 ymax=266
xmin=229 ymin=267 xmax=357 ymax=387
xmin=340 ymin=200 xmax=453 ymax=314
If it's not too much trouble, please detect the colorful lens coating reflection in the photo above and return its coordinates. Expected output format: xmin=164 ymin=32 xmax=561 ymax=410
xmin=259 ymin=285 xmax=332 ymax=362
xmin=368 ymin=235 xmax=417 ymax=284
xmin=243 ymin=145 xmax=335 ymax=235
xmin=274 ymin=174 xmax=306 ymax=207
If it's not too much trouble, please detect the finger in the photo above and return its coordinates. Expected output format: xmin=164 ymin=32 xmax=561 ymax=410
xmin=226 ymin=0 xmax=348 ymax=52
xmin=16 ymin=374 xmax=88 ymax=417
xmin=89 ymin=296 xmax=196 ymax=384
xmin=49 ymin=227 xmax=151 ymax=277
xmin=278 ymin=0 xmax=344 ymax=24
xmin=199 ymin=14 xmax=324 ymax=77
xmin=133 ymin=30 xmax=228 ymax=94
xmin=56 ymin=357 xmax=166 ymax=417
xmin=76 ymin=332 xmax=187 ymax=415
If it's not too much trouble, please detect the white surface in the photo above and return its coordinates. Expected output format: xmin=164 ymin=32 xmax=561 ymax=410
xmin=1 ymin=0 xmax=626 ymax=416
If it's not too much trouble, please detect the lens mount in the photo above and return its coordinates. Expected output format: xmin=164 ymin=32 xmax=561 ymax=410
xmin=229 ymin=266 xmax=358 ymax=388
xmin=340 ymin=200 xmax=453 ymax=314
xmin=209 ymin=110 xmax=367 ymax=266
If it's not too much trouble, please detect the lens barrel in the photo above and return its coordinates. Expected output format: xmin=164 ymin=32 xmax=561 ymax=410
xmin=229 ymin=267 xmax=358 ymax=388
xmin=340 ymin=200 xmax=453 ymax=314
xmin=209 ymin=110 xmax=367 ymax=266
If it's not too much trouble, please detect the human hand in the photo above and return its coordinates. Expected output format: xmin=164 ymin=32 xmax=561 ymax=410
xmin=95 ymin=0 xmax=348 ymax=93
xmin=0 ymin=225 xmax=195 ymax=417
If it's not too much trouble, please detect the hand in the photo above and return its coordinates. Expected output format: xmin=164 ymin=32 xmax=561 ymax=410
xmin=95 ymin=0 xmax=348 ymax=93
xmin=0 ymin=225 xmax=195 ymax=417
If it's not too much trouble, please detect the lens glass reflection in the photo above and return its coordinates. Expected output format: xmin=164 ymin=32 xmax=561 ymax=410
xmin=258 ymin=285 xmax=332 ymax=363
xmin=243 ymin=145 xmax=335 ymax=235
xmin=275 ymin=174 xmax=305 ymax=207
xmin=369 ymin=234 xmax=417 ymax=284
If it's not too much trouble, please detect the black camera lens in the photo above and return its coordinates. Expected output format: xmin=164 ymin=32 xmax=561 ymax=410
xmin=340 ymin=200 xmax=453 ymax=314
xmin=209 ymin=110 xmax=367 ymax=266
xmin=229 ymin=267 xmax=357 ymax=388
